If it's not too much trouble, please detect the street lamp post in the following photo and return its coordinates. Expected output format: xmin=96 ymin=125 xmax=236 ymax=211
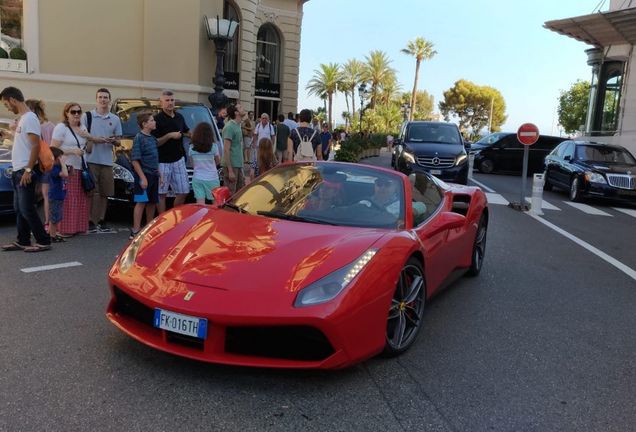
xmin=204 ymin=15 xmax=239 ymax=116
xmin=357 ymin=83 xmax=368 ymax=133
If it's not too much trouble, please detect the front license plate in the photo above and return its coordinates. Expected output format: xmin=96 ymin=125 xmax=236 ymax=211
xmin=154 ymin=308 xmax=208 ymax=339
xmin=430 ymin=169 xmax=442 ymax=175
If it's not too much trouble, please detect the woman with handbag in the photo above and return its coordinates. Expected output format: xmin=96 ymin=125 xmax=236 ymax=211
xmin=50 ymin=102 xmax=96 ymax=236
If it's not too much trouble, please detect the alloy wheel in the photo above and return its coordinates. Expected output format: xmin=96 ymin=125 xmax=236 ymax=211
xmin=384 ymin=258 xmax=425 ymax=356
xmin=479 ymin=159 xmax=494 ymax=174
xmin=467 ymin=214 xmax=487 ymax=277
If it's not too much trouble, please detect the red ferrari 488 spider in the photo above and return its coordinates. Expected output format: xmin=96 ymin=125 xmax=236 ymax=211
xmin=107 ymin=162 xmax=488 ymax=369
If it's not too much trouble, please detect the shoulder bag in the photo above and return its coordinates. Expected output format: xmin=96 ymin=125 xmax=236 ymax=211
xmin=68 ymin=126 xmax=95 ymax=193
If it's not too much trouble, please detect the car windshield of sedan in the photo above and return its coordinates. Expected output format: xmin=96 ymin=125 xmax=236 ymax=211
xmin=117 ymin=103 xmax=221 ymax=144
xmin=576 ymin=145 xmax=636 ymax=164
xmin=474 ymin=132 xmax=507 ymax=145
xmin=225 ymin=163 xmax=405 ymax=229
xmin=406 ymin=123 xmax=461 ymax=144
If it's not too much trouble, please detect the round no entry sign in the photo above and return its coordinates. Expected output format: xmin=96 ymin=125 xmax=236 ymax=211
xmin=517 ymin=123 xmax=540 ymax=146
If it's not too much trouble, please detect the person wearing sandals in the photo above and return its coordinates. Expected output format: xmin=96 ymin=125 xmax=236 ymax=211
xmin=47 ymin=147 xmax=69 ymax=242
xmin=50 ymin=102 xmax=94 ymax=236
xmin=0 ymin=86 xmax=51 ymax=253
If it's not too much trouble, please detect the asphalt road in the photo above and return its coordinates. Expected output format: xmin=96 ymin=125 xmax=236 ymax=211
xmin=1 ymin=152 xmax=635 ymax=431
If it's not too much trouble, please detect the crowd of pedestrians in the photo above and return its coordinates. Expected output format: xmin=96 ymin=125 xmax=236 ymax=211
xmin=0 ymin=84 xmax=338 ymax=253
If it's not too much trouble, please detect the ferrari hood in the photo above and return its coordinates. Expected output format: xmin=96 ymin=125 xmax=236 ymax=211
xmin=133 ymin=206 xmax=387 ymax=293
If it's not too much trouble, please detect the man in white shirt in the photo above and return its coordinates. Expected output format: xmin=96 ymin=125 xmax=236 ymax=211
xmin=0 ymin=86 xmax=51 ymax=252
xmin=253 ymin=113 xmax=276 ymax=153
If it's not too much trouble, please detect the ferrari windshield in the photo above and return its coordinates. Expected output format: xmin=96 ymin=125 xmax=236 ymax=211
xmin=226 ymin=163 xmax=405 ymax=229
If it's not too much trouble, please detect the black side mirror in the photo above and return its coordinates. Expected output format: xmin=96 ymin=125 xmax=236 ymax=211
xmin=564 ymin=155 xmax=572 ymax=161
xmin=463 ymin=141 xmax=471 ymax=151
xmin=393 ymin=138 xmax=402 ymax=146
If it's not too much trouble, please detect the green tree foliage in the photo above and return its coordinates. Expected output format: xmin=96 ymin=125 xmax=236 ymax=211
xmin=439 ymin=79 xmax=507 ymax=137
xmin=401 ymin=37 xmax=437 ymax=121
xmin=363 ymin=105 xmax=402 ymax=134
xmin=340 ymin=59 xmax=365 ymax=121
xmin=306 ymin=63 xmax=341 ymax=130
xmin=399 ymin=91 xmax=434 ymax=120
xmin=558 ymin=80 xmax=590 ymax=134
xmin=363 ymin=50 xmax=397 ymax=109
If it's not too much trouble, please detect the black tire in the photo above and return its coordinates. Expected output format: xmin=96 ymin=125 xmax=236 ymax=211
xmin=383 ymin=257 xmax=426 ymax=357
xmin=479 ymin=158 xmax=494 ymax=174
xmin=543 ymin=171 xmax=553 ymax=191
xmin=466 ymin=214 xmax=487 ymax=277
xmin=569 ymin=176 xmax=583 ymax=202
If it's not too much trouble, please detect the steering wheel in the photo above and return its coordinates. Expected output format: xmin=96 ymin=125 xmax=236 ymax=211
xmin=358 ymin=199 xmax=388 ymax=213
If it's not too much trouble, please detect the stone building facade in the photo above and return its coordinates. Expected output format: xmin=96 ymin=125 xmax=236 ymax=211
xmin=545 ymin=0 xmax=636 ymax=154
xmin=0 ymin=0 xmax=308 ymax=120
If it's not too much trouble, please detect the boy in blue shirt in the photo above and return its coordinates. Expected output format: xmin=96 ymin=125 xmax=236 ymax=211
xmin=48 ymin=147 xmax=69 ymax=242
xmin=130 ymin=111 xmax=160 ymax=239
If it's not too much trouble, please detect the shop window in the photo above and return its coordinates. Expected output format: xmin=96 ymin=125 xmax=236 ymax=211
xmin=256 ymin=24 xmax=280 ymax=84
xmin=590 ymin=61 xmax=624 ymax=136
xmin=223 ymin=0 xmax=239 ymax=73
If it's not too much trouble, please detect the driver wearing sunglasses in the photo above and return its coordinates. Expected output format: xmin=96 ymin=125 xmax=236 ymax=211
xmin=358 ymin=177 xmax=401 ymax=217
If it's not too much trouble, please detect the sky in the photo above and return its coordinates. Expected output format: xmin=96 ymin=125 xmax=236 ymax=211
xmin=297 ymin=0 xmax=608 ymax=136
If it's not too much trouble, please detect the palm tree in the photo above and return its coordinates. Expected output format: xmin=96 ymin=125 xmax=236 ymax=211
xmin=363 ymin=50 xmax=396 ymax=109
xmin=340 ymin=59 xmax=365 ymax=123
xmin=306 ymin=63 xmax=341 ymax=129
xmin=401 ymin=37 xmax=437 ymax=121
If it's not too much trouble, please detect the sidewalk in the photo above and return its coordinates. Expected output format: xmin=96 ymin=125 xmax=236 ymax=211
xmin=358 ymin=147 xmax=392 ymax=169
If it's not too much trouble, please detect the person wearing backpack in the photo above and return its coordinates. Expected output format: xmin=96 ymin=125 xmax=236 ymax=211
xmin=289 ymin=109 xmax=323 ymax=162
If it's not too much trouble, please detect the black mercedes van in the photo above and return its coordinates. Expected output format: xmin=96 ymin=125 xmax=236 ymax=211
xmin=394 ymin=121 xmax=470 ymax=184
xmin=472 ymin=132 xmax=566 ymax=174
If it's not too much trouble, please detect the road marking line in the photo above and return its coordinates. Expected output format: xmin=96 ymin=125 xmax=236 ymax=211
xmin=469 ymin=177 xmax=495 ymax=192
xmin=525 ymin=197 xmax=561 ymax=210
xmin=21 ymin=261 xmax=83 ymax=273
xmin=527 ymin=213 xmax=636 ymax=282
xmin=613 ymin=207 xmax=636 ymax=218
xmin=485 ymin=193 xmax=509 ymax=205
xmin=563 ymin=202 xmax=612 ymax=216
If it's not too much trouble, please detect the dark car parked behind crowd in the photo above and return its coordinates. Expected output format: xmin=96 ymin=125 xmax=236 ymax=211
xmin=543 ymin=140 xmax=636 ymax=204
xmin=110 ymin=98 xmax=223 ymax=204
xmin=394 ymin=121 xmax=470 ymax=185
xmin=472 ymin=132 xmax=566 ymax=174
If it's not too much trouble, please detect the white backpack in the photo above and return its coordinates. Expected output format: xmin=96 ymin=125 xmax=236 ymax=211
xmin=294 ymin=129 xmax=318 ymax=162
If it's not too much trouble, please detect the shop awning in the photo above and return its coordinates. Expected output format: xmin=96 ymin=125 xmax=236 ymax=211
xmin=544 ymin=7 xmax=636 ymax=47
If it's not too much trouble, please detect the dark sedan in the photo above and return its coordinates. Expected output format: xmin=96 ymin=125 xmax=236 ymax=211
xmin=543 ymin=140 xmax=636 ymax=204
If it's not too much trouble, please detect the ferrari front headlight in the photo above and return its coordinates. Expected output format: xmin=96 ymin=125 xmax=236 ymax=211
xmin=584 ymin=171 xmax=607 ymax=184
xmin=118 ymin=224 xmax=153 ymax=273
xmin=294 ymin=249 xmax=377 ymax=307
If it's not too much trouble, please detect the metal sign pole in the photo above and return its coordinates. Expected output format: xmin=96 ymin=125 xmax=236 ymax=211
xmin=520 ymin=145 xmax=529 ymax=208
